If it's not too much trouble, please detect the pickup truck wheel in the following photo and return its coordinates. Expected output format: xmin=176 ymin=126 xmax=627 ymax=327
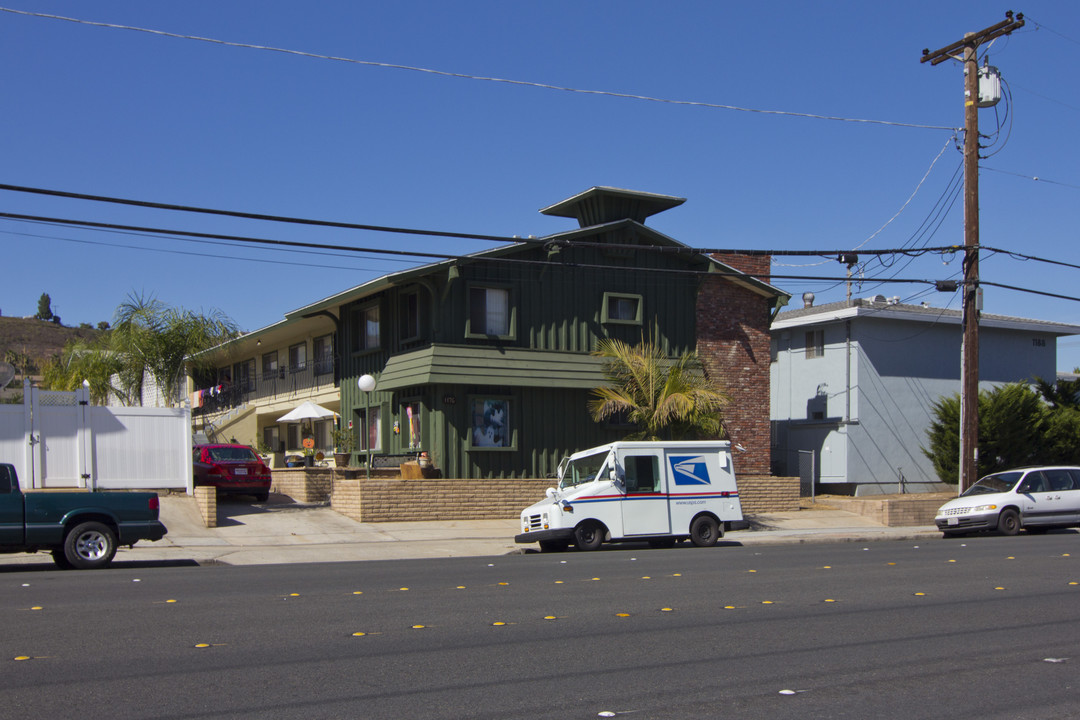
xmin=997 ymin=509 xmax=1020 ymax=536
xmin=574 ymin=522 xmax=604 ymax=551
xmin=64 ymin=521 xmax=118 ymax=570
xmin=690 ymin=516 xmax=720 ymax=547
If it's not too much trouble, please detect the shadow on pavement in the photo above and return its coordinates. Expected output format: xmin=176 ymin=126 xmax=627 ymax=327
xmin=1 ymin=558 xmax=202 ymax=573
xmin=214 ymin=493 xmax=322 ymax=527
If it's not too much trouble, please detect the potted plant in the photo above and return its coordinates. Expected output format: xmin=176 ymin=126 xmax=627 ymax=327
xmin=255 ymin=438 xmax=273 ymax=463
xmin=330 ymin=426 xmax=356 ymax=467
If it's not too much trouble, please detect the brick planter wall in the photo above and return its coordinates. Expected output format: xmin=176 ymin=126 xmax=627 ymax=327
xmin=272 ymin=468 xmax=335 ymax=503
xmin=738 ymin=475 xmax=799 ymax=513
xmin=328 ymin=475 xmax=799 ymax=523
xmin=331 ymin=478 xmax=553 ymax=523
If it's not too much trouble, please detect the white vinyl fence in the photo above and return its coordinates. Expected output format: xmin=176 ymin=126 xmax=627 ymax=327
xmin=0 ymin=381 xmax=192 ymax=491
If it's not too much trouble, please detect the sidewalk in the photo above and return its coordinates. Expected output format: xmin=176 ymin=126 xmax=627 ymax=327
xmin=1 ymin=494 xmax=943 ymax=570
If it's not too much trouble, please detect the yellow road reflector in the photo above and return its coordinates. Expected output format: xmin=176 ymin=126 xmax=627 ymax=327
xmin=748 ymin=569 xmax=757 ymax=573
xmin=352 ymin=591 xmax=363 ymax=595
xmin=641 ymin=576 xmax=651 ymax=580
xmin=672 ymin=573 xmax=682 ymax=577
xmin=399 ymin=587 xmax=409 ymax=591
xmin=544 ymin=616 xmax=557 ymax=620
xmin=762 ymin=600 xmax=774 ymax=604
xmin=289 ymin=593 xmax=300 ymax=597
xmin=492 ymin=621 xmax=507 ymax=626
xmin=660 ymin=607 xmax=674 ymax=612
xmin=825 ymin=599 xmax=836 ymax=603
xmin=456 ymin=586 xmax=466 ymax=589
xmin=498 ymin=582 xmax=509 ymax=586
xmin=166 ymin=599 xmax=177 ymax=604
xmin=914 ymin=592 xmax=926 ymax=596
xmin=995 ymin=587 xmax=1005 ymax=590
xmin=30 ymin=606 xmax=42 ymax=611
xmin=14 ymin=656 xmax=31 ymax=661
xmin=822 ymin=566 xmax=831 ymax=569
xmin=724 ymin=606 xmax=736 ymax=609
xmin=194 ymin=644 xmax=211 ymax=648
xmin=616 ymin=613 xmax=630 ymax=617
xmin=554 ymin=580 xmax=564 ymax=584
xmin=948 ymin=560 xmax=956 ymax=563
xmin=411 ymin=625 xmax=426 ymax=629
xmin=352 ymin=632 xmax=366 ymax=637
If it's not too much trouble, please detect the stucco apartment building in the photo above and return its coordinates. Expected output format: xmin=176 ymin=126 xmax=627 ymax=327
xmin=770 ymin=294 xmax=1080 ymax=494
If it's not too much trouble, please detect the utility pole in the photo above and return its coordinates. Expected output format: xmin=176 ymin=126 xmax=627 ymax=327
xmin=922 ymin=11 xmax=1025 ymax=492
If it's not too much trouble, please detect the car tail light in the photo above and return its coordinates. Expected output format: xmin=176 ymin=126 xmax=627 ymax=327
xmin=208 ymin=464 xmax=229 ymax=478
xmin=148 ymin=496 xmax=160 ymax=510
xmin=256 ymin=463 xmax=270 ymax=476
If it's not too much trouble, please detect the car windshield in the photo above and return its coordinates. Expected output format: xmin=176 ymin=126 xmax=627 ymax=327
xmin=960 ymin=471 xmax=1023 ymax=496
xmin=207 ymin=446 xmax=259 ymax=463
xmin=559 ymin=451 xmax=609 ymax=490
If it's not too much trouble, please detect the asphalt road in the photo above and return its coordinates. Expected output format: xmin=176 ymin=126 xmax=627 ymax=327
xmin=4 ymin=533 xmax=1079 ymax=720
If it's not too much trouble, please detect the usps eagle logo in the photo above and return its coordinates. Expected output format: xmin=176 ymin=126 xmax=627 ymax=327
xmin=670 ymin=456 xmax=711 ymax=485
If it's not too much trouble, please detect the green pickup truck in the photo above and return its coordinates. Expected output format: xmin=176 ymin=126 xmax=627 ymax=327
xmin=0 ymin=463 xmax=167 ymax=569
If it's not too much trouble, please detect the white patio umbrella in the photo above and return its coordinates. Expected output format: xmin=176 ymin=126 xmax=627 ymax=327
xmin=277 ymin=401 xmax=338 ymax=423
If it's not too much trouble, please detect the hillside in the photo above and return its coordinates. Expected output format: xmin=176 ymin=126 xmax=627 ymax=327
xmin=0 ymin=316 xmax=102 ymax=368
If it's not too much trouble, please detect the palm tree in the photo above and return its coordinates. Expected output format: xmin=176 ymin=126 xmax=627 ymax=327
xmin=588 ymin=338 xmax=729 ymax=440
xmin=111 ymin=293 xmax=238 ymax=405
xmin=42 ymin=294 xmax=238 ymax=406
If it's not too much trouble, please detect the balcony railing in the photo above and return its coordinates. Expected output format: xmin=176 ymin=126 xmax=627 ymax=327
xmin=193 ymin=357 xmax=338 ymax=417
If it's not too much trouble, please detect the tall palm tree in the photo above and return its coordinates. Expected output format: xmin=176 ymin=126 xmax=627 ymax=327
xmin=588 ymin=338 xmax=729 ymax=440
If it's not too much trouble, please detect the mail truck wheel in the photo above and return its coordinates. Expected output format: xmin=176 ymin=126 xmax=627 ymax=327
xmin=690 ymin=516 xmax=720 ymax=547
xmin=574 ymin=522 xmax=604 ymax=551
xmin=997 ymin=508 xmax=1020 ymax=536
xmin=63 ymin=521 xmax=118 ymax=569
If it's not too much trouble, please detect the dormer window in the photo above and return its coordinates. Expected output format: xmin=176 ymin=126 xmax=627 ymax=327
xmin=601 ymin=292 xmax=642 ymax=325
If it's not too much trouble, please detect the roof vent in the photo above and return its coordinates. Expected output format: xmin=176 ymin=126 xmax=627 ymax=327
xmin=871 ymin=294 xmax=887 ymax=305
xmin=802 ymin=292 xmax=815 ymax=308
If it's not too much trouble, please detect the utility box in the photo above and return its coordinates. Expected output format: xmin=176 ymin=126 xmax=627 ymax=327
xmin=978 ymin=65 xmax=1002 ymax=107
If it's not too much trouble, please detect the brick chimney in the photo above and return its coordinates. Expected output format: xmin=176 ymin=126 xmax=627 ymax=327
xmin=712 ymin=253 xmax=771 ymax=284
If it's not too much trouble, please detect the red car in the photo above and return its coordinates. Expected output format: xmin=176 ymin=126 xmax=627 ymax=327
xmin=192 ymin=444 xmax=272 ymax=501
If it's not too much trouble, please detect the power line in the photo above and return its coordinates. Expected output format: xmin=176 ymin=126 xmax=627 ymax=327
xmin=980 ymin=166 xmax=1080 ymax=191
xmin=0 ymin=6 xmax=959 ymax=133
xmin=0 ymin=182 xmax=525 ymax=244
xmin=0 ymin=210 xmax=950 ymax=287
xmin=4 ymin=182 xmax=1077 ymax=274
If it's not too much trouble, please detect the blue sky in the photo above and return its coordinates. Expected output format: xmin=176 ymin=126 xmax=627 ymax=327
xmin=2 ymin=2 xmax=1078 ymax=368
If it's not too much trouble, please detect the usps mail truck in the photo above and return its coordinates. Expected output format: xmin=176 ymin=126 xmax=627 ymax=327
xmin=515 ymin=440 xmax=744 ymax=551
